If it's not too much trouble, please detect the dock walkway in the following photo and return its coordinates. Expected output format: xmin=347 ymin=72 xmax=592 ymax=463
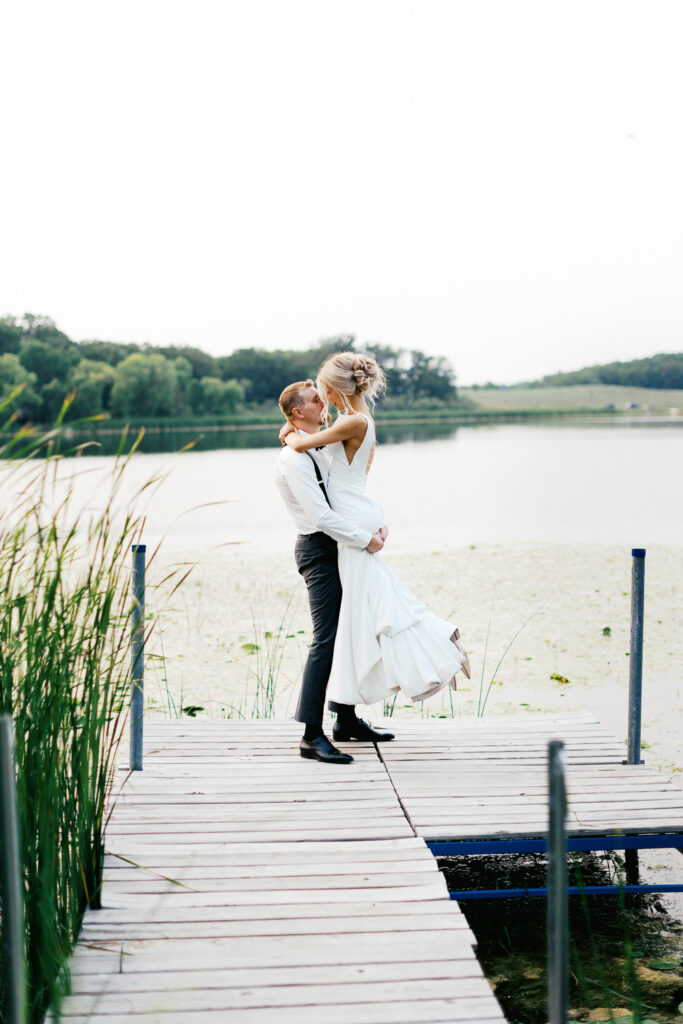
xmin=378 ymin=710 xmax=683 ymax=844
xmin=57 ymin=712 xmax=683 ymax=1023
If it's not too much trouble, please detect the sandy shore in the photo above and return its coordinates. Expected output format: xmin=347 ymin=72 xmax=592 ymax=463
xmin=144 ymin=541 xmax=683 ymax=773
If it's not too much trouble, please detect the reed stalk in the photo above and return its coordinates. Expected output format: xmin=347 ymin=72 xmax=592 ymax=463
xmin=0 ymin=401 xmax=183 ymax=1023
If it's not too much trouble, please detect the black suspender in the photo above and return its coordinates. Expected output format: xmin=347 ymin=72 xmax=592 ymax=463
xmin=306 ymin=451 xmax=331 ymax=507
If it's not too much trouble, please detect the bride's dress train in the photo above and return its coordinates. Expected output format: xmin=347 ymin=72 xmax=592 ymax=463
xmin=326 ymin=414 xmax=467 ymax=707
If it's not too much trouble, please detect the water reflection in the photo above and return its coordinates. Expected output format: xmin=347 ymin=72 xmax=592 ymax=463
xmin=4 ymin=414 xmax=682 ymax=458
xmin=50 ymin=419 xmax=470 ymax=456
xmin=2 ymin=416 xmax=682 ymax=548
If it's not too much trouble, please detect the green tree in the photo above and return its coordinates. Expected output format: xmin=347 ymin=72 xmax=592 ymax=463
xmin=156 ymin=345 xmax=218 ymax=379
xmin=76 ymin=340 xmax=141 ymax=366
xmin=362 ymin=342 xmax=409 ymax=398
xmin=222 ymin=378 xmax=245 ymax=414
xmin=40 ymin=379 xmax=71 ymax=422
xmin=109 ymin=353 xmax=178 ymax=418
xmin=68 ymin=359 xmax=116 ymax=418
xmin=172 ymin=356 xmax=193 ymax=415
xmin=216 ymin=337 xmax=356 ymax=404
xmin=0 ymin=316 xmax=22 ymax=355
xmin=0 ymin=353 xmax=41 ymax=420
xmin=198 ymin=376 xmax=244 ymax=415
xmin=215 ymin=349 xmax=301 ymax=403
xmin=404 ymin=350 xmax=457 ymax=402
xmin=21 ymin=313 xmax=72 ymax=349
xmin=19 ymin=339 xmax=73 ymax=387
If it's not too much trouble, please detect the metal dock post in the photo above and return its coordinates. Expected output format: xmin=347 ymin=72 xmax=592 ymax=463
xmin=130 ymin=543 xmax=146 ymax=771
xmin=0 ymin=716 xmax=26 ymax=1024
xmin=547 ymin=739 xmax=568 ymax=1024
xmin=627 ymin=548 xmax=646 ymax=766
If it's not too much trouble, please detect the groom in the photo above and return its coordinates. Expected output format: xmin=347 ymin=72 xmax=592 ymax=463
xmin=275 ymin=379 xmax=394 ymax=764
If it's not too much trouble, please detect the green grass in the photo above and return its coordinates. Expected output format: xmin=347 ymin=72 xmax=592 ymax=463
xmin=0 ymin=398 xmax=186 ymax=1023
xmin=463 ymin=384 xmax=683 ymax=414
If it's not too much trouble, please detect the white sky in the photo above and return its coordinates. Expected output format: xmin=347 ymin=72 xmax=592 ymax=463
xmin=1 ymin=0 xmax=682 ymax=386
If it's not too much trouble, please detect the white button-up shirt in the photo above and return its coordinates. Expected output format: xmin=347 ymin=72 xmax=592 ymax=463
xmin=275 ymin=444 xmax=372 ymax=549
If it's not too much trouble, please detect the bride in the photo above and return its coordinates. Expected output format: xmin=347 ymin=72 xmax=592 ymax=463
xmin=280 ymin=350 xmax=470 ymax=708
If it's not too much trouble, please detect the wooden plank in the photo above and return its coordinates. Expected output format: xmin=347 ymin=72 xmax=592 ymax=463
xmin=113 ymin=790 xmax=391 ymax=802
xmin=105 ymin=822 xmax=413 ymax=836
xmin=57 ymin=1002 xmax=506 ymax=1024
xmin=404 ymin=794 xmax=683 ymax=809
xmin=68 ymin=929 xmax=482 ymax=974
xmin=110 ymin=801 xmax=402 ymax=817
xmin=99 ymin=871 xmax=442 ymax=893
xmin=67 ymin=958 xmax=486 ymax=994
xmin=406 ymin=805 xmax=683 ymax=822
xmin=95 ymin=883 xmax=451 ymax=905
xmin=88 ymin=899 xmax=472 ymax=922
xmin=103 ymin=859 xmax=439 ymax=879
xmin=103 ymin=842 xmax=428 ymax=865
xmin=80 ymin=914 xmax=470 ymax=941
xmin=60 ymin=977 xmax=499 ymax=1014
xmin=107 ymin=837 xmax=427 ymax=856
xmin=408 ymin=781 xmax=681 ymax=796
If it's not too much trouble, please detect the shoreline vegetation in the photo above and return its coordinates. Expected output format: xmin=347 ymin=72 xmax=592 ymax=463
xmin=3 ymin=390 xmax=682 ymax=445
xmin=1 ymin=314 xmax=682 ymax=439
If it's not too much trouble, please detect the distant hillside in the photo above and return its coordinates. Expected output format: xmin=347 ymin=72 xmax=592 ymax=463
xmin=463 ymin=384 xmax=683 ymax=414
xmin=526 ymin=352 xmax=683 ymax=390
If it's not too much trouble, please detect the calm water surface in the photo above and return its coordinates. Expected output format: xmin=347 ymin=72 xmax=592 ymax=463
xmin=13 ymin=418 xmax=680 ymax=554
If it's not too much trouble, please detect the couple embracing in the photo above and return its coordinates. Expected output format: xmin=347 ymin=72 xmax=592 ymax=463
xmin=275 ymin=351 xmax=470 ymax=764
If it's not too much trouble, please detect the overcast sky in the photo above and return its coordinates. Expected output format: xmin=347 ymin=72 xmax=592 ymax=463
xmin=2 ymin=1 xmax=682 ymax=385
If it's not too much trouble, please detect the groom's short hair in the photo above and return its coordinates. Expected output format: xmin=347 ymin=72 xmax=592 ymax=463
xmin=279 ymin=379 xmax=313 ymax=421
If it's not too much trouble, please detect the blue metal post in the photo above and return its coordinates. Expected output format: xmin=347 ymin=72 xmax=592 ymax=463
xmin=130 ymin=544 xmax=146 ymax=771
xmin=547 ymin=739 xmax=568 ymax=1024
xmin=0 ymin=716 xmax=26 ymax=1024
xmin=627 ymin=549 xmax=646 ymax=765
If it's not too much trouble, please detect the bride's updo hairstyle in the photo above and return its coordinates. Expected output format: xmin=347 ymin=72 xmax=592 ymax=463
xmin=317 ymin=351 xmax=386 ymax=421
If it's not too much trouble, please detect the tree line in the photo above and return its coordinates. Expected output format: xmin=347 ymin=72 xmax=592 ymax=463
xmin=530 ymin=352 xmax=683 ymax=390
xmin=0 ymin=316 xmax=459 ymax=424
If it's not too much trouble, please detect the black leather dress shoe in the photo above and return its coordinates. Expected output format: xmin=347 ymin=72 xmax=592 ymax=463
xmin=332 ymin=718 xmax=395 ymax=743
xmin=300 ymin=734 xmax=354 ymax=764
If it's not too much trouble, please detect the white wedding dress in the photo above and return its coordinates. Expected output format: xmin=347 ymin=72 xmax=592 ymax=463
xmin=326 ymin=414 xmax=466 ymax=706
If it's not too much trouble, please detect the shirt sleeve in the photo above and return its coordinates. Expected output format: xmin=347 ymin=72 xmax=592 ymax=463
xmin=282 ymin=455 xmax=373 ymax=549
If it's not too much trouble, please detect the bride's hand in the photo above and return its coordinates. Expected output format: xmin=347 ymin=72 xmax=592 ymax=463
xmin=279 ymin=422 xmax=295 ymax=444
xmin=379 ymin=525 xmax=389 ymax=542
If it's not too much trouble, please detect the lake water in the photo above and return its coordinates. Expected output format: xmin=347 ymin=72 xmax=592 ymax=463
xmin=15 ymin=417 xmax=680 ymax=554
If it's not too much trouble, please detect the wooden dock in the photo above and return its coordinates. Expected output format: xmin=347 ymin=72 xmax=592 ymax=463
xmin=55 ymin=712 xmax=683 ymax=1023
xmin=59 ymin=721 xmax=505 ymax=1023
xmin=377 ymin=711 xmax=683 ymax=843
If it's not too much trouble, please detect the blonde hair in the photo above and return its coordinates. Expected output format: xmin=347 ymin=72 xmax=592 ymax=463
xmin=278 ymin=379 xmax=313 ymax=422
xmin=317 ymin=352 xmax=386 ymax=421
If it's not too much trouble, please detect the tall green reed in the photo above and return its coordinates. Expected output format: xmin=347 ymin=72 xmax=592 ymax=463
xmin=477 ymin=601 xmax=545 ymax=717
xmin=0 ymin=397 xmax=182 ymax=1023
xmin=241 ymin=600 xmax=302 ymax=719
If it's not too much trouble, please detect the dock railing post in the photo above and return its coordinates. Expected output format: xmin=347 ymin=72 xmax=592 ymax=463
xmin=627 ymin=548 xmax=646 ymax=766
xmin=547 ymin=739 xmax=568 ymax=1024
xmin=130 ymin=543 xmax=146 ymax=771
xmin=0 ymin=716 xmax=26 ymax=1024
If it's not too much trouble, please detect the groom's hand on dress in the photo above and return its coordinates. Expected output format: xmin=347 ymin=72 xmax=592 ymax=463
xmin=366 ymin=532 xmax=384 ymax=554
